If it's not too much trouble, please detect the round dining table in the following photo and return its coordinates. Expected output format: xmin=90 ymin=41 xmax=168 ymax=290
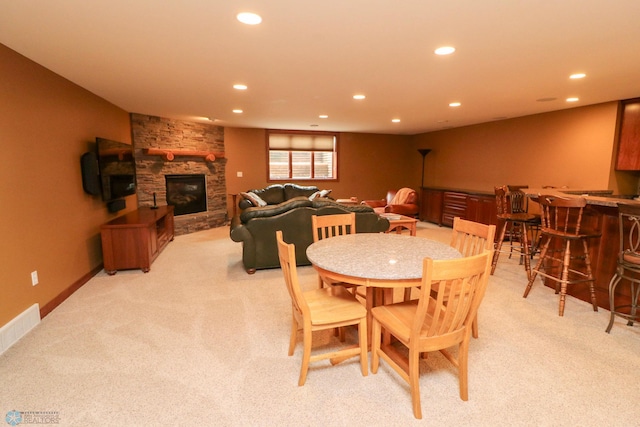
xmin=306 ymin=233 xmax=462 ymax=342
xmin=306 ymin=233 xmax=461 ymax=285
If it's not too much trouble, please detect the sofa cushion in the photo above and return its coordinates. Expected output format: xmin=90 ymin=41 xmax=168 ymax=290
xmin=240 ymin=196 xmax=313 ymax=223
xmin=284 ymin=183 xmax=319 ymax=200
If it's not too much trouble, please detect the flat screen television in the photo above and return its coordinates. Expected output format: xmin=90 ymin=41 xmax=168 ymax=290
xmin=96 ymin=137 xmax=136 ymax=201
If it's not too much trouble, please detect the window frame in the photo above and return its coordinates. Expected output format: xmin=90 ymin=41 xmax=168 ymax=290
xmin=266 ymin=129 xmax=339 ymax=182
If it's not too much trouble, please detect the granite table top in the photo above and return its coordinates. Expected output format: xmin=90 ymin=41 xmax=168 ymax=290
xmin=306 ymin=233 xmax=461 ymax=281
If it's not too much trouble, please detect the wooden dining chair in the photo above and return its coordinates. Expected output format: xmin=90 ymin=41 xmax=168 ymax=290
xmin=450 ymin=216 xmax=497 ymax=257
xmin=371 ymin=250 xmax=492 ymax=419
xmin=311 ymin=213 xmax=361 ymax=294
xmin=449 ymin=217 xmax=496 ymax=338
xmin=276 ymin=230 xmax=368 ymax=386
xmin=404 ymin=217 xmax=495 ymax=339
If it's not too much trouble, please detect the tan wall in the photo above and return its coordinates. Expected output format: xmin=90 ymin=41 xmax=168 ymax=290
xmin=224 ymin=128 xmax=418 ymax=215
xmin=412 ymin=102 xmax=638 ymax=194
xmin=0 ymin=44 xmax=134 ymax=327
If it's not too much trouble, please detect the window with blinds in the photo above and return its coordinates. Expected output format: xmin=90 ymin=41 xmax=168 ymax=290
xmin=267 ymin=130 xmax=338 ymax=181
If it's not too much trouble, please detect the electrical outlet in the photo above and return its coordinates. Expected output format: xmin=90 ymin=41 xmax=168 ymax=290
xmin=31 ymin=271 xmax=39 ymax=286
xmin=237 ymin=171 xmax=243 ymax=177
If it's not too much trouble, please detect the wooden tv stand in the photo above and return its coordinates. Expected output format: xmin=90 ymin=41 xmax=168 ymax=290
xmin=101 ymin=206 xmax=174 ymax=275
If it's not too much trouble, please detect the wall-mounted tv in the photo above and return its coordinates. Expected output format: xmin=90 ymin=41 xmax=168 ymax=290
xmin=96 ymin=137 xmax=136 ymax=201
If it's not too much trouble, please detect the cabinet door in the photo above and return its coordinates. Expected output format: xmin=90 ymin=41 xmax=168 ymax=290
xmin=466 ymin=195 xmax=497 ymax=226
xmin=420 ymin=188 xmax=443 ymax=224
xmin=616 ymin=99 xmax=640 ymax=170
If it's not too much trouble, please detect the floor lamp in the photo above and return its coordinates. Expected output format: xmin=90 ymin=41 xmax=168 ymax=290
xmin=418 ymin=149 xmax=431 ymax=188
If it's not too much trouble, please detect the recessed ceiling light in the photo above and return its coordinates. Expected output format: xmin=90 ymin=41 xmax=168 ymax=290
xmin=435 ymin=46 xmax=456 ymax=55
xmin=237 ymin=12 xmax=262 ymax=25
xmin=232 ymin=109 xmax=243 ymax=114
xmin=391 ymin=118 xmax=401 ymax=123
xmin=570 ymin=73 xmax=586 ymax=79
xmin=319 ymin=115 xmax=328 ymax=119
xmin=566 ymin=97 xmax=579 ymax=103
xmin=449 ymin=102 xmax=461 ymax=107
xmin=353 ymin=94 xmax=366 ymax=100
xmin=233 ymin=84 xmax=248 ymax=90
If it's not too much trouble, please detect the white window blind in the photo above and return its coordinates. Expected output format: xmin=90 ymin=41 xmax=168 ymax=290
xmin=267 ymin=131 xmax=338 ymax=181
xmin=268 ymin=133 xmax=335 ymax=151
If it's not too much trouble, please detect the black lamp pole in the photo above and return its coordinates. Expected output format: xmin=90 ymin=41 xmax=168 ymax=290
xmin=418 ymin=149 xmax=431 ymax=188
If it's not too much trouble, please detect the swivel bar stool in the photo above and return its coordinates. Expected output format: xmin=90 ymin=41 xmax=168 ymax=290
xmin=507 ymin=185 xmax=542 ymax=259
xmin=491 ymin=185 xmax=538 ymax=279
xmin=606 ymin=203 xmax=640 ymax=333
xmin=523 ymin=195 xmax=600 ymax=316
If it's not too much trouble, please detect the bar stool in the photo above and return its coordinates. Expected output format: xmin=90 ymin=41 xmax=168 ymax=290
xmin=606 ymin=203 xmax=640 ymax=333
xmin=507 ymin=185 xmax=542 ymax=259
xmin=523 ymin=195 xmax=600 ymax=316
xmin=491 ymin=185 xmax=538 ymax=279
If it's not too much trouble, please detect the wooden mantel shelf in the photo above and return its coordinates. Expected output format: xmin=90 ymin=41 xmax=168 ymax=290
xmin=143 ymin=148 xmax=225 ymax=162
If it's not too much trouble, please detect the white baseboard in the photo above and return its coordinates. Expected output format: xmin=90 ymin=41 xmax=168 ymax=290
xmin=0 ymin=304 xmax=40 ymax=355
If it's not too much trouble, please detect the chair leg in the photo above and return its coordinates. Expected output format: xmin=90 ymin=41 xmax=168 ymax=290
xmin=630 ymin=281 xmax=640 ymax=326
xmin=288 ymin=314 xmax=298 ymax=356
xmin=358 ymin=318 xmax=369 ymax=377
xmin=371 ymin=318 xmax=381 ymax=374
xmin=520 ymin=223 xmax=531 ymax=280
xmin=606 ymin=274 xmax=622 ymax=333
xmin=524 ymin=237 xmax=550 ymax=298
xmin=582 ymin=239 xmax=598 ymax=312
xmin=491 ymin=221 xmax=508 ymax=275
xmin=471 ymin=314 xmax=479 ymax=339
xmin=403 ymin=287 xmax=412 ymax=302
xmin=558 ymin=241 xmax=571 ymax=316
xmin=298 ymin=327 xmax=312 ymax=386
xmin=409 ymin=346 xmax=422 ymax=419
xmin=458 ymin=337 xmax=470 ymax=401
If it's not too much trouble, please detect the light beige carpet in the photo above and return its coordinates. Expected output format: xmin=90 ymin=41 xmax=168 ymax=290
xmin=1 ymin=223 xmax=639 ymax=426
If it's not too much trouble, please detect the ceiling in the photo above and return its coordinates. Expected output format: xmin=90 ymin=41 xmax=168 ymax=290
xmin=2 ymin=1 xmax=640 ymax=135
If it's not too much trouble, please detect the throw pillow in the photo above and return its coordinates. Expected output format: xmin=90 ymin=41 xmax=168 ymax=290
xmin=240 ymin=191 xmax=267 ymax=207
xmin=319 ymin=189 xmax=332 ymax=198
xmin=308 ymin=190 xmax=322 ymax=201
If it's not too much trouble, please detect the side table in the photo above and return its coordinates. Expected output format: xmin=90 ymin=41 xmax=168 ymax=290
xmin=381 ymin=214 xmax=418 ymax=236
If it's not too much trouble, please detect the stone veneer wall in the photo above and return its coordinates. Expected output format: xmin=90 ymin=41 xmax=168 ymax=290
xmin=131 ymin=113 xmax=227 ymax=235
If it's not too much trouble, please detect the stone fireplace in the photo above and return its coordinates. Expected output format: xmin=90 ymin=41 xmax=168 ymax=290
xmin=131 ymin=113 xmax=227 ymax=235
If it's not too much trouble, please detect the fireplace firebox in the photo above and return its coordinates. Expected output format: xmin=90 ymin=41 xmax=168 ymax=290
xmin=165 ymin=174 xmax=207 ymax=216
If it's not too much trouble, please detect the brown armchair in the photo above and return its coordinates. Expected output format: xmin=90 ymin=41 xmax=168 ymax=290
xmin=361 ymin=187 xmax=419 ymax=217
